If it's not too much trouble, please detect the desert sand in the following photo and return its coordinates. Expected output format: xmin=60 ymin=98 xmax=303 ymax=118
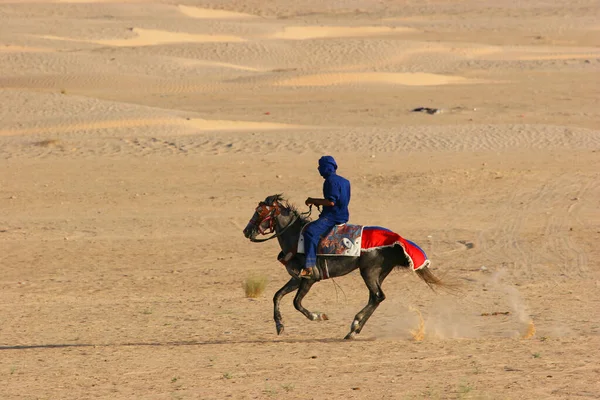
xmin=1 ymin=1 xmax=599 ymax=399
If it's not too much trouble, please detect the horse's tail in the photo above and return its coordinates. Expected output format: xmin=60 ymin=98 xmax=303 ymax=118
xmin=415 ymin=264 xmax=457 ymax=293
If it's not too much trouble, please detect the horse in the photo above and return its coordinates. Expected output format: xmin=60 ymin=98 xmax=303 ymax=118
xmin=242 ymin=194 xmax=447 ymax=339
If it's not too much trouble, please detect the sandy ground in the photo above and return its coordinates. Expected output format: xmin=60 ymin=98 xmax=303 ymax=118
xmin=1 ymin=1 xmax=600 ymax=399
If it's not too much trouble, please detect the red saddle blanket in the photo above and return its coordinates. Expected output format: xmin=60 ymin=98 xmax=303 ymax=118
xmin=361 ymin=226 xmax=429 ymax=271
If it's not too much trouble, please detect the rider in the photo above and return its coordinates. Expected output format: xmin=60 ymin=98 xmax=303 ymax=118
xmin=300 ymin=155 xmax=351 ymax=279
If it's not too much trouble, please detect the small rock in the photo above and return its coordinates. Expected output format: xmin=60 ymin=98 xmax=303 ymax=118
xmin=370 ymin=155 xmax=375 ymax=158
xmin=412 ymin=107 xmax=441 ymax=115
xmin=276 ymin=175 xmax=282 ymax=179
xmin=481 ymin=266 xmax=487 ymax=271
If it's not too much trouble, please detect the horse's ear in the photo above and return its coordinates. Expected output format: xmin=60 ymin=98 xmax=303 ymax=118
xmin=264 ymin=194 xmax=280 ymax=205
xmin=266 ymin=193 xmax=284 ymax=205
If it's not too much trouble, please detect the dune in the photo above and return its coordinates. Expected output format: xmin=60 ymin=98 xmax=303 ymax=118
xmin=0 ymin=118 xmax=301 ymax=136
xmin=39 ymin=28 xmax=245 ymax=47
xmin=178 ymin=59 xmax=262 ymax=72
xmin=406 ymin=44 xmax=599 ymax=61
xmin=271 ymin=26 xmax=416 ymax=40
xmin=0 ymin=119 xmax=176 ymax=136
xmin=0 ymin=45 xmax=53 ymax=52
xmin=276 ymin=72 xmax=483 ymax=87
xmin=177 ymin=4 xmax=258 ymax=19
xmin=54 ymin=0 xmax=148 ymax=2
xmin=510 ymin=52 xmax=600 ymax=61
xmin=493 ymin=46 xmax=600 ymax=61
xmin=102 ymin=29 xmax=247 ymax=46
xmin=184 ymin=118 xmax=301 ymax=131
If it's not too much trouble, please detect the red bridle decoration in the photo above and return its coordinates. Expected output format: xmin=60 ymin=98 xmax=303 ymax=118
xmin=249 ymin=201 xmax=282 ymax=235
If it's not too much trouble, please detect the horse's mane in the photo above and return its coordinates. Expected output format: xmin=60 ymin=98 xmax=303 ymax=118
xmin=270 ymin=194 xmax=312 ymax=224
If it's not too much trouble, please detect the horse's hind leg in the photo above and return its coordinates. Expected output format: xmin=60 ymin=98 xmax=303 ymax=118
xmin=344 ymin=267 xmax=389 ymax=340
xmin=293 ymin=279 xmax=329 ymax=322
xmin=355 ymin=266 xmax=394 ymax=335
xmin=273 ymin=278 xmax=301 ymax=335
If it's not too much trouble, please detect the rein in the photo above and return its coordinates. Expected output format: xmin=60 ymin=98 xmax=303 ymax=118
xmin=249 ymin=205 xmax=314 ymax=243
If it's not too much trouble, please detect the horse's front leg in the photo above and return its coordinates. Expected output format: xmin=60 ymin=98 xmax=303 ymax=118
xmin=273 ymin=278 xmax=301 ymax=335
xmin=293 ymin=280 xmax=329 ymax=322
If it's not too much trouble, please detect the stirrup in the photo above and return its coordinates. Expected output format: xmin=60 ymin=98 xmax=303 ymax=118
xmin=299 ymin=267 xmax=314 ymax=279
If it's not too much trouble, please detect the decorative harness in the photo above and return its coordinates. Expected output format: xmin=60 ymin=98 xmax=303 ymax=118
xmin=248 ymin=201 xmax=313 ymax=243
xmin=246 ymin=200 xmax=333 ymax=277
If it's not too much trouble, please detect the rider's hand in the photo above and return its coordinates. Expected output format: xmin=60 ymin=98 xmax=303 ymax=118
xmin=305 ymin=197 xmax=313 ymax=206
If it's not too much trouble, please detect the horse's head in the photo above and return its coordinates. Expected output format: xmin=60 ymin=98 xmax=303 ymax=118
xmin=243 ymin=194 xmax=285 ymax=241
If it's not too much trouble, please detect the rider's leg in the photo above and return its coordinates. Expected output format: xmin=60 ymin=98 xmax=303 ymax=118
xmin=301 ymin=217 xmax=333 ymax=276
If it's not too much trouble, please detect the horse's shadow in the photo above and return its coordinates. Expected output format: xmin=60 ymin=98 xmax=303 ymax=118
xmin=0 ymin=336 xmax=377 ymax=351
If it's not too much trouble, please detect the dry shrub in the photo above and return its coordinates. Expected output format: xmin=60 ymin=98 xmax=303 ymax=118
xmin=243 ymin=274 xmax=268 ymax=298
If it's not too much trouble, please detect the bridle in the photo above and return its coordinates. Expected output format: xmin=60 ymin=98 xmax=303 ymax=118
xmin=247 ymin=200 xmax=312 ymax=243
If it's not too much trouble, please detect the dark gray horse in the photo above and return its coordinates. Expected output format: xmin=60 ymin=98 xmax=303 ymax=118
xmin=242 ymin=194 xmax=447 ymax=339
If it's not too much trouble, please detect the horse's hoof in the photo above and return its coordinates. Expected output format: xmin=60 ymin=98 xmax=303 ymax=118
xmin=276 ymin=324 xmax=284 ymax=335
xmin=310 ymin=312 xmax=329 ymax=321
xmin=344 ymin=332 xmax=355 ymax=340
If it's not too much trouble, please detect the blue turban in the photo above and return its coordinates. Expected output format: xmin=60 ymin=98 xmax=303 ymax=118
xmin=318 ymin=156 xmax=337 ymax=178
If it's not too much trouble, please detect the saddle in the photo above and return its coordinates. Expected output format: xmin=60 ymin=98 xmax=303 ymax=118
xmin=297 ymin=224 xmax=363 ymax=257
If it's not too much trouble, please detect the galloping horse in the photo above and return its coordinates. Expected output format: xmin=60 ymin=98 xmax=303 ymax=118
xmin=242 ymin=194 xmax=447 ymax=339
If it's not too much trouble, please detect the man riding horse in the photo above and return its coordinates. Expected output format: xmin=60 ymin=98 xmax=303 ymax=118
xmin=301 ymin=156 xmax=351 ymax=279
xmin=242 ymin=164 xmax=447 ymax=338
